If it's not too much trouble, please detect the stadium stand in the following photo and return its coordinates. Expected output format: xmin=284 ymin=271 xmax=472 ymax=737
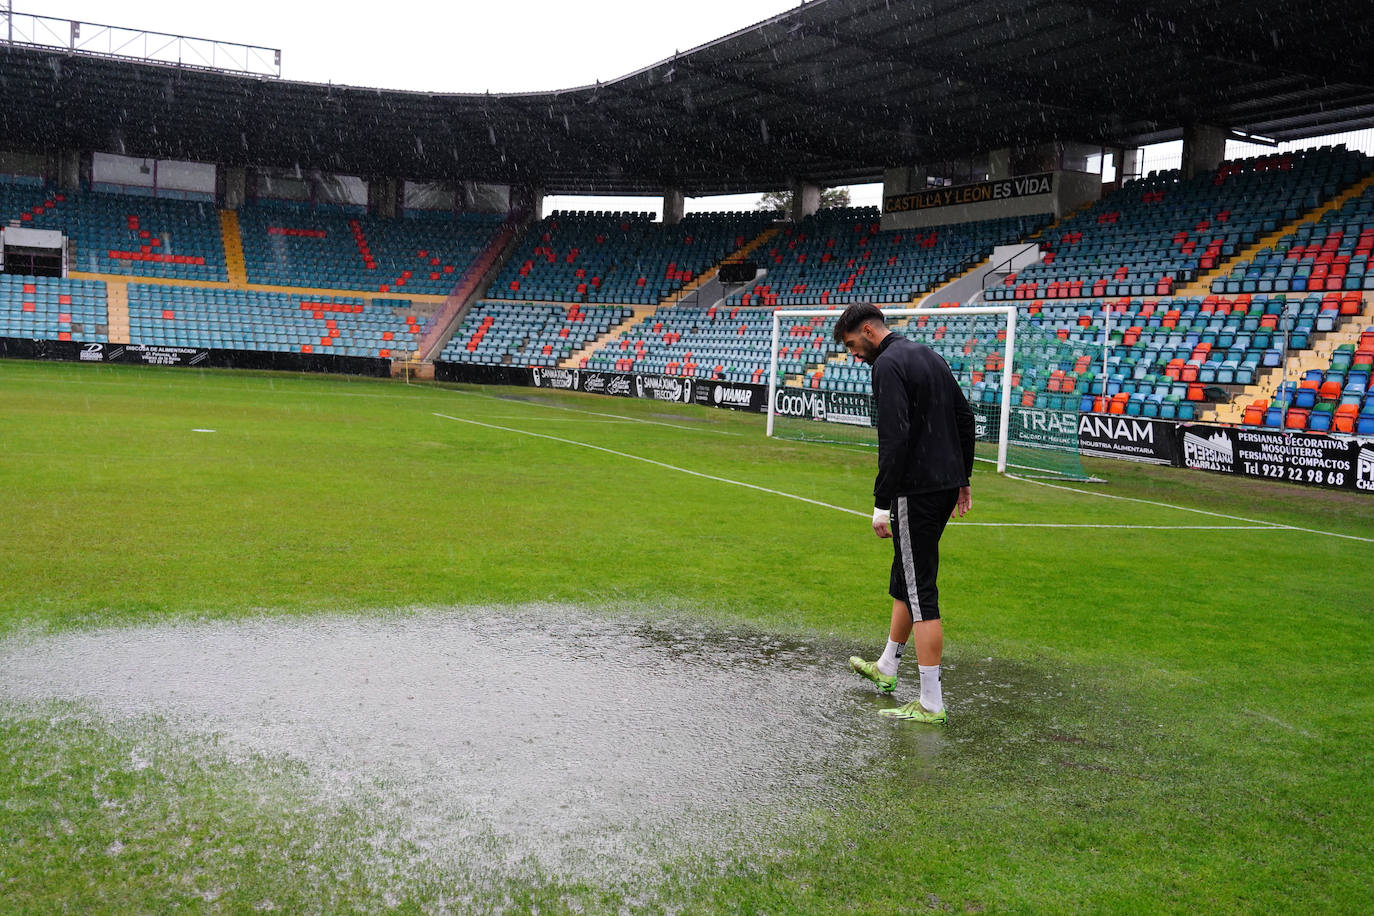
xmin=0 ymin=275 xmax=108 ymax=343
xmin=438 ymin=300 xmax=633 ymax=368
xmin=1236 ymin=321 xmax=1374 ymax=433
xmin=126 ymin=285 xmax=423 ymax=357
xmin=705 ymin=304 xmax=1192 ymax=420
xmin=582 ymin=304 xmax=780 ymax=382
xmin=3 ymin=149 xmax=1371 ymax=438
xmin=803 ymin=307 xmax=1202 ymax=420
xmin=729 ymin=207 xmax=1052 ymax=308
xmin=487 ymin=210 xmax=777 ymax=304
xmin=0 ymin=176 xmax=515 ymax=362
xmin=1 ymin=179 xmax=228 ymax=282
xmin=237 ymin=201 xmax=504 ymax=295
xmin=988 ymin=147 xmax=1373 ymax=301
xmin=581 ymin=284 xmax=1367 ymax=428
xmin=1211 ymin=180 xmax=1374 ymax=293
xmin=574 ymin=209 xmax=1054 ymax=381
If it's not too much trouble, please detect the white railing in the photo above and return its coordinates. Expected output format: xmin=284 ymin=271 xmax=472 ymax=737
xmin=1 ymin=10 xmax=280 ymax=78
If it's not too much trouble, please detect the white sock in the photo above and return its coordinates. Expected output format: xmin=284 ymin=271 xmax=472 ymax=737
xmin=919 ymin=664 xmax=943 ymax=713
xmin=876 ymin=639 xmax=904 ymax=677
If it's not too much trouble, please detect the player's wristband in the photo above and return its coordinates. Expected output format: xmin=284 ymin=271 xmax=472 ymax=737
xmin=872 ymin=507 xmax=890 ymax=526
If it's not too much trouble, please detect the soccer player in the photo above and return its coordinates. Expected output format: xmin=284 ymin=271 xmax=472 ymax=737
xmin=833 ymin=303 xmax=974 ymax=724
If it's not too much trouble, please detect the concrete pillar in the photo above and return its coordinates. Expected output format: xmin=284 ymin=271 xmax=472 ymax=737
xmin=508 ymin=184 xmax=543 ymax=221
xmin=1110 ymin=147 xmax=1140 ymax=185
xmin=57 ymin=149 xmax=81 ymax=191
xmin=0 ymin=151 xmax=43 ymax=180
xmin=1054 ymin=171 xmax=1103 ymax=219
xmin=882 ymin=165 xmax=927 ymax=198
xmin=368 ymin=177 xmax=399 ymax=219
xmin=988 ymin=148 xmax=1013 ymax=181
xmin=1183 ymin=123 xmax=1228 ymax=179
xmin=663 ymin=188 xmax=685 ymax=225
xmin=1034 ymin=142 xmax=1062 ymax=172
xmin=221 ymin=166 xmax=247 ymax=209
xmin=790 ymin=179 xmax=821 ymax=222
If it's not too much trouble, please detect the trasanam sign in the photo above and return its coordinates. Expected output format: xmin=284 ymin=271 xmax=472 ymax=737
xmin=884 ymin=173 xmax=1054 ymax=214
xmin=1077 ymin=415 xmax=1177 ymax=465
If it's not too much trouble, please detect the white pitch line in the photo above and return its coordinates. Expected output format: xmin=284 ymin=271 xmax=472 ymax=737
xmin=480 ymin=414 xmax=637 ymax=424
xmin=951 ymin=523 xmax=1286 ymax=530
xmin=465 ymin=389 xmax=744 ymax=436
xmin=12 ymin=370 xmax=737 ymax=436
xmin=434 ymin=412 xmax=1327 ymax=534
xmin=15 ymin=370 xmax=1364 ymax=540
xmin=1007 ymin=473 xmax=1373 ymax=544
xmin=433 ymin=412 xmax=866 ymax=516
xmin=15 ymin=371 xmax=442 ymax=402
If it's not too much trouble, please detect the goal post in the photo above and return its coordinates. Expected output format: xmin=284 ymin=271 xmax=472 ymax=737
xmin=766 ymin=305 xmax=1093 ymax=481
xmin=767 ymin=306 xmax=1017 ymax=473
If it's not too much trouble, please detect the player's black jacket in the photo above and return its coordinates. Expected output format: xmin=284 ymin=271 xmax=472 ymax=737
xmin=870 ymin=333 xmax=976 ymax=510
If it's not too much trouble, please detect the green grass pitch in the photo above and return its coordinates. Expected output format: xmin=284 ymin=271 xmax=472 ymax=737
xmin=1 ymin=358 xmax=1371 ymax=914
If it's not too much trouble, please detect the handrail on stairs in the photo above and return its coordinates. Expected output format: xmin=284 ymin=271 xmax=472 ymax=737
xmin=982 ymin=242 xmax=1040 ymax=293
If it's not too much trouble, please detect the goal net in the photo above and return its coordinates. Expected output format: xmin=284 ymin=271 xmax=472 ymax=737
xmin=766 ymin=305 xmax=1094 ymax=481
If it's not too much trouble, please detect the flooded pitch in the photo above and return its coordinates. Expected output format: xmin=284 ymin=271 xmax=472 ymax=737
xmin=0 ymin=607 xmax=952 ymax=886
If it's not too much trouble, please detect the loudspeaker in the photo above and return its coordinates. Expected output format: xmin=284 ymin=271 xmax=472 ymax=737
xmin=718 ymin=261 xmax=757 ymax=284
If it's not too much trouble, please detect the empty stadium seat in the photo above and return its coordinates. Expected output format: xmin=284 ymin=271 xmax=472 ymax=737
xmin=127 ymin=284 xmax=420 ymax=357
xmin=988 ymin=147 xmax=1373 ymax=303
xmin=489 ymin=210 xmax=777 ymax=305
xmin=0 ymin=275 xmax=109 ymax=343
xmin=734 ymin=208 xmax=1050 ymax=309
xmin=1214 ymin=180 xmax=1374 ymax=293
xmin=238 ymin=201 xmax=503 ymax=294
xmin=0 ymin=181 xmax=227 ymax=281
xmin=438 ymin=300 xmax=633 ymax=368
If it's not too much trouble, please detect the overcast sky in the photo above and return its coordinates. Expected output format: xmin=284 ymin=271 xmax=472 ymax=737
xmin=45 ymin=0 xmax=798 ymax=94
xmin=41 ymin=0 xmax=884 ymax=213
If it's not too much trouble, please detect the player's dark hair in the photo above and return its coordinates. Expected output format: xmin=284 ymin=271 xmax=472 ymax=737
xmin=832 ymin=302 xmax=886 ymax=342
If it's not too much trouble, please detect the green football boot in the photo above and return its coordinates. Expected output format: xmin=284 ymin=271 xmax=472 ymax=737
xmin=848 ymin=656 xmax=897 ymax=694
xmin=877 ymin=700 xmax=947 ymax=724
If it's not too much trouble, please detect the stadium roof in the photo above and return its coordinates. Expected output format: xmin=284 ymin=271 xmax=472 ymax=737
xmin=2 ymin=0 xmax=1372 ymax=195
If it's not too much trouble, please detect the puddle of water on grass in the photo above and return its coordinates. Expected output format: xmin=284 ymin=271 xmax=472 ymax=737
xmin=0 ymin=607 xmax=951 ymax=885
xmin=1 ymin=606 xmax=1107 ymax=900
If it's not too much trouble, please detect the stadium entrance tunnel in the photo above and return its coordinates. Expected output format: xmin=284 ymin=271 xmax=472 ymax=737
xmin=0 ymin=606 xmax=1115 ymax=892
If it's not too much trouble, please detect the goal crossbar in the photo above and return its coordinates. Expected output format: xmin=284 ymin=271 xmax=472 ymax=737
xmin=767 ymin=306 xmax=1018 ymax=474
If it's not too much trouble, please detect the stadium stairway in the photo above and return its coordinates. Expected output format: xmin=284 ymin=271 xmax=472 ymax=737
xmin=561 ymin=303 xmax=661 ymax=368
xmin=562 ymin=224 xmax=781 ymax=370
xmin=793 ymin=344 xmax=855 ymax=389
xmin=770 ymin=312 xmax=850 ymax=388
xmin=786 ymin=214 xmax=1058 ymax=364
xmin=990 ymin=149 xmax=1373 ymax=303
xmin=786 ymin=306 xmax=955 ymax=388
xmin=921 ymin=250 xmax=1034 ymax=308
xmin=645 ymin=223 xmax=780 ymax=312
xmin=219 ymin=210 xmax=249 ymax=287
xmin=681 ymin=225 xmax=780 ymax=302
xmin=1174 ymin=171 xmax=1374 ymax=298
xmin=942 ymin=206 xmax=1079 ymax=307
xmin=1208 ymin=293 xmax=1373 ymax=422
xmin=104 ymin=278 xmax=130 ymax=344
xmin=416 ymin=217 xmax=524 ymax=362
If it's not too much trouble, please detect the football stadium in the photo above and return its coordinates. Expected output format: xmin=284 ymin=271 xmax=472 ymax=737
xmin=1 ymin=1 xmax=1372 ymax=912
